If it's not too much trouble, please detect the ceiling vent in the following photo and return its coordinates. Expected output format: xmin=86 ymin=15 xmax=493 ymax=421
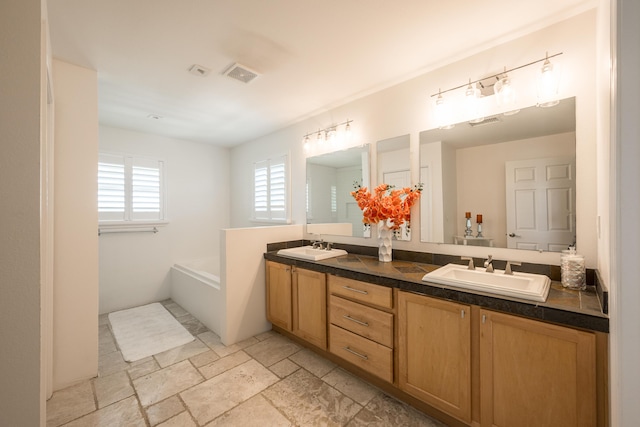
xmin=223 ymin=63 xmax=260 ymax=84
xmin=188 ymin=64 xmax=211 ymax=77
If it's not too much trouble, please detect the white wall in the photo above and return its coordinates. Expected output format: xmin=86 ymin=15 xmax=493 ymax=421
xmin=52 ymin=59 xmax=100 ymax=390
xmin=0 ymin=1 xmax=45 ymax=423
xmin=610 ymin=0 xmax=640 ymax=424
xmin=230 ymin=10 xmax=598 ymax=267
xmin=221 ymin=225 xmax=303 ymax=344
xmin=99 ymin=126 xmax=230 ymax=314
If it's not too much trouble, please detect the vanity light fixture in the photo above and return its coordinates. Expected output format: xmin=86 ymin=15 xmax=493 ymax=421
xmin=493 ymin=67 xmax=520 ymax=115
xmin=464 ymin=78 xmax=484 ymax=123
xmin=537 ymin=52 xmax=561 ymax=107
xmin=302 ymin=120 xmax=354 ymax=152
xmin=431 ymin=52 xmax=563 ymax=118
xmin=434 ymin=89 xmax=454 ymax=129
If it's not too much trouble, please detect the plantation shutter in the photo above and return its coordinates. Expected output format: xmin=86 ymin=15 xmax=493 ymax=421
xmin=253 ymin=155 xmax=288 ymax=221
xmin=98 ymin=154 xmax=126 ymax=221
xmin=131 ymin=157 xmax=163 ymax=220
xmin=98 ymin=153 xmax=165 ymax=222
xmin=269 ymin=157 xmax=286 ymax=220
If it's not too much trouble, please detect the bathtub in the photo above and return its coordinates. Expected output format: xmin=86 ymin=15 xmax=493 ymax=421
xmin=171 ymin=257 xmax=222 ymax=336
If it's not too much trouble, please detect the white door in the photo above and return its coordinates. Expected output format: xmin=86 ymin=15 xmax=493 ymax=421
xmin=383 ymin=170 xmax=411 ymax=240
xmin=505 ymin=157 xmax=576 ymax=252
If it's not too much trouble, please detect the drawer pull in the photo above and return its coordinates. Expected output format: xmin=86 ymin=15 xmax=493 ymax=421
xmin=343 ymin=346 xmax=368 ymax=360
xmin=342 ymin=285 xmax=368 ymax=295
xmin=343 ymin=315 xmax=369 ymax=327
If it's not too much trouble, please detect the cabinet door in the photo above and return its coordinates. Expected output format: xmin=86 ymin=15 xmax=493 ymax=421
xmin=293 ymin=268 xmax=327 ymax=349
xmin=480 ymin=309 xmax=596 ymax=427
xmin=398 ymin=291 xmax=471 ymax=423
xmin=265 ymin=261 xmax=292 ymax=331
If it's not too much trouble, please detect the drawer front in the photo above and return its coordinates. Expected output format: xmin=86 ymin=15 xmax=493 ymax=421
xmin=329 ymin=275 xmax=393 ymax=309
xmin=330 ymin=295 xmax=393 ymax=347
xmin=329 ymin=324 xmax=393 ymax=383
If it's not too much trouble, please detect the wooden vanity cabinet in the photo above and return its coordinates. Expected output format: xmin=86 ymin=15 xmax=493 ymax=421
xmin=328 ymin=275 xmax=394 ymax=383
xmin=479 ymin=309 xmax=596 ymax=427
xmin=292 ymin=267 xmax=327 ymax=349
xmin=398 ymin=291 xmax=472 ymax=423
xmin=266 ymin=261 xmax=292 ymax=331
xmin=265 ymin=261 xmax=327 ymax=349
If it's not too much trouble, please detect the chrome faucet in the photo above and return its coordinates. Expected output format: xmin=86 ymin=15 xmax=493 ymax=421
xmin=484 ymin=255 xmax=494 ymax=273
xmin=325 ymin=242 xmax=333 ymax=251
xmin=312 ymin=239 xmax=324 ymax=249
xmin=461 ymin=256 xmax=475 ymax=270
xmin=505 ymin=261 xmax=521 ymax=275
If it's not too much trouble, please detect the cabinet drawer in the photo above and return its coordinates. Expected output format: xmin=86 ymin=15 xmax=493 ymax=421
xmin=329 ymin=324 xmax=393 ymax=383
xmin=329 ymin=275 xmax=393 ymax=309
xmin=329 ymin=295 xmax=393 ymax=347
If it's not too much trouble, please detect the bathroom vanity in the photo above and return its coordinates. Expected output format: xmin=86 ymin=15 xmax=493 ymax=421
xmin=264 ymin=247 xmax=608 ymax=427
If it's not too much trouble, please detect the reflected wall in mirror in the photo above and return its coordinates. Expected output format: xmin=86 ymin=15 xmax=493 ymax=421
xmin=306 ymin=145 xmax=370 ymax=238
xmin=419 ymin=97 xmax=576 ymax=252
xmin=377 ymin=134 xmax=412 ymax=240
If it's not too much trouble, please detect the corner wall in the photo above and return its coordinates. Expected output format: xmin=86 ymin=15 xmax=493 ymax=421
xmin=0 ymin=0 xmax=45 ymax=424
xmin=98 ymin=126 xmax=230 ymax=314
xmin=52 ymin=59 xmax=99 ymax=390
xmin=221 ymin=225 xmax=303 ymax=344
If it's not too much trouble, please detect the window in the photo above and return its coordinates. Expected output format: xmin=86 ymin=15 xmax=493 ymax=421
xmin=98 ymin=153 xmax=165 ymax=223
xmin=253 ymin=154 xmax=289 ymax=222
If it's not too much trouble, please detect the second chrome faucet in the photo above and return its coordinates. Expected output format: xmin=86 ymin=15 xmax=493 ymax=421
xmin=484 ymin=255 xmax=494 ymax=273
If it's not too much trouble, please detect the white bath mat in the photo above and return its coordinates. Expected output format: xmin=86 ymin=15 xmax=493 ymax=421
xmin=108 ymin=302 xmax=194 ymax=362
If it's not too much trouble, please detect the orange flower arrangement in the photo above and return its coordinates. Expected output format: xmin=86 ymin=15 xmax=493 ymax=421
xmin=351 ymin=182 xmax=423 ymax=230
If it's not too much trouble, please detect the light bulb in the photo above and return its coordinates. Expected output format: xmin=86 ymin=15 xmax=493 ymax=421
xmin=537 ymin=53 xmax=560 ymax=107
xmin=494 ymin=73 xmax=519 ymax=115
xmin=435 ymin=91 xmax=454 ymax=130
xmin=464 ymin=79 xmax=484 ymax=123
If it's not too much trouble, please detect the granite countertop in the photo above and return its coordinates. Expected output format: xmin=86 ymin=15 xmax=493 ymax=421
xmin=264 ymin=250 xmax=609 ymax=333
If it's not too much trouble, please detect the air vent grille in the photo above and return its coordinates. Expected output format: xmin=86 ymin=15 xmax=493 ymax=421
xmin=468 ymin=116 xmax=501 ymax=127
xmin=188 ymin=64 xmax=211 ymax=77
xmin=223 ymin=63 xmax=259 ymax=84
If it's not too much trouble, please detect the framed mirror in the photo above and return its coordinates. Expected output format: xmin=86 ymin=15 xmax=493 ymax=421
xmin=419 ymin=97 xmax=576 ymax=252
xmin=306 ymin=145 xmax=370 ymax=238
xmin=377 ymin=134 xmax=411 ymax=241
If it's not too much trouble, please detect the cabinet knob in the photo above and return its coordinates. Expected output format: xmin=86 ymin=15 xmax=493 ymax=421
xmin=482 ymin=314 xmax=487 ymax=324
xmin=461 ymin=309 xmax=466 ymax=319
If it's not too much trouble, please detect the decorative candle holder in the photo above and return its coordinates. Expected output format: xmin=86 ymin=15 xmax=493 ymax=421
xmin=464 ymin=212 xmax=473 ymax=237
xmin=476 ymin=214 xmax=484 ymax=238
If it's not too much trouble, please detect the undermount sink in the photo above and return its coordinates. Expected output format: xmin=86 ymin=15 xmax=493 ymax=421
xmin=277 ymin=246 xmax=348 ymax=261
xmin=422 ymin=263 xmax=551 ymax=302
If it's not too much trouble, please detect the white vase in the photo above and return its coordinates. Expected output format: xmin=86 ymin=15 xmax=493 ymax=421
xmin=378 ymin=223 xmax=393 ymax=262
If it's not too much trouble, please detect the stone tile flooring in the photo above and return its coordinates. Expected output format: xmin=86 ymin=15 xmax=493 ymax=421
xmin=46 ymin=300 xmax=448 ymax=426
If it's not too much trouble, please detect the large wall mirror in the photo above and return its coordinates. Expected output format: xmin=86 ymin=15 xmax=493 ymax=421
xmin=419 ymin=97 xmax=576 ymax=252
xmin=306 ymin=145 xmax=370 ymax=238
xmin=377 ymin=134 xmax=411 ymax=241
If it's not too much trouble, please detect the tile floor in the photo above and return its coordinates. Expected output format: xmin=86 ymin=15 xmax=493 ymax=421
xmin=46 ymin=299 xmax=448 ymax=427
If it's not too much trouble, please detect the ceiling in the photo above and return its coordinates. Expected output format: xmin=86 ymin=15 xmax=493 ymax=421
xmin=47 ymin=0 xmax=594 ymax=147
